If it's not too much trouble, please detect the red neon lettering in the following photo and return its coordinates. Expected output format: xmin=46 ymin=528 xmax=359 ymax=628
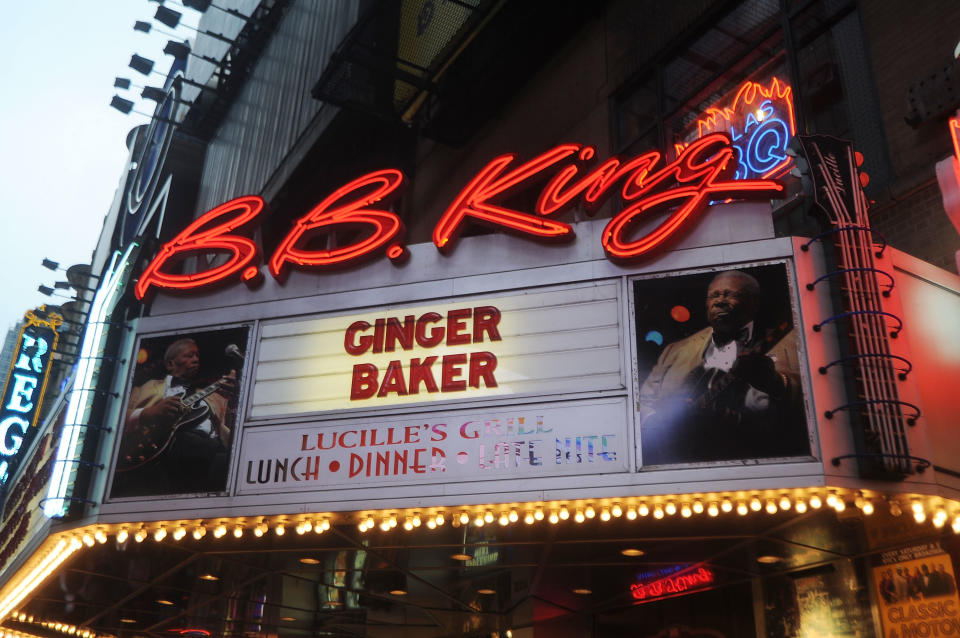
xmin=951 ymin=116 xmax=960 ymax=164
xmin=433 ymin=145 xmax=580 ymax=253
xmin=134 ymin=196 xmax=263 ymax=300
xmin=269 ymin=169 xmax=405 ymax=277
xmin=535 ymin=150 xmax=661 ymax=216
xmin=630 ymin=567 xmax=714 ymax=601
xmin=602 ymin=134 xmax=783 ymax=260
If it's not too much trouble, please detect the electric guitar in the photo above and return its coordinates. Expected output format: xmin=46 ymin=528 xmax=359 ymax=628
xmin=116 ymin=378 xmax=230 ymax=472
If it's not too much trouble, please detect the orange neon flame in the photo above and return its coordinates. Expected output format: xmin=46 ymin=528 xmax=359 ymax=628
xmin=269 ymin=169 xmax=406 ymax=277
xmin=675 ymin=77 xmax=796 ymax=179
xmin=134 ymin=196 xmax=263 ymax=300
xmin=949 ymin=116 xmax=960 ymax=165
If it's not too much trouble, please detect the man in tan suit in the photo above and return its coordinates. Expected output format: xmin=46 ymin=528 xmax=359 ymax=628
xmin=116 ymin=338 xmax=235 ymax=495
xmin=639 ymin=270 xmax=808 ymax=465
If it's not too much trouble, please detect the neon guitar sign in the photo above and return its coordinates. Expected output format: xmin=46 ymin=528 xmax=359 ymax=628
xmin=134 ymin=133 xmax=784 ymax=300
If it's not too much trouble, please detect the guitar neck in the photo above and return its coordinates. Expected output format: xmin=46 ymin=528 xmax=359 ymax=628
xmin=181 ymin=380 xmax=223 ymax=408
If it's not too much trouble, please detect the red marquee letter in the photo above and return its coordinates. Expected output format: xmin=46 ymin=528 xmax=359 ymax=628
xmin=270 ymin=169 xmax=405 ymax=277
xmin=134 ymin=196 xmax=263 ymax=300
xmin=433 ymin=145 xmax=580 ymax=253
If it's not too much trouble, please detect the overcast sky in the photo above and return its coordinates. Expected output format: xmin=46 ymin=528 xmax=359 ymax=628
xmin=0 ymin=1 xmax=200 ymax=334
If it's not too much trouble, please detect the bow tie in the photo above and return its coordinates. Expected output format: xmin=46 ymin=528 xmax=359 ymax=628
xmin=713 ymin=326 xmax=750 ymax=347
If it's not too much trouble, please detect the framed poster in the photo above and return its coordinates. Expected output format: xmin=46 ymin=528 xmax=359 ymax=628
xmin=634 ymin=263 xmax=811 ymax=466
xmin=110 ymin=326 xmax=249 ymax=498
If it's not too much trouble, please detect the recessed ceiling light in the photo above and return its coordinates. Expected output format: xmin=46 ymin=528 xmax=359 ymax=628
xmin=299 ymin=557 xmax=320 ymax=565
xmin=120 ymin=618 xmax=137 ymax=624
xmin=280 ymin=617 xmax=297 ymax=622
xmin=156 ymin=599 xmax=175 ymax=606
xmin=389 ymin=589 xmax=408 ymax=596
xmin=757 ymin=555 xmax=782 ymax=564
xmin=621 ymin=548 xmax=645 ymax=557
xmin=572 ymin=588 xmax=592 ymax=595
xmin=450 ymin=553 xmax=472 ymax=561
xmin=199 ymin=574 xmax=219 ymax=581
xmin=477 ymin=588 xmax=496 ymax=595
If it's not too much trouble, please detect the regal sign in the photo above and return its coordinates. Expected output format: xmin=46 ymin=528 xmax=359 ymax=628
xmin=0 ymin=309 xmax=60 ymax=488
xmin=134 ymin=133 xmax=784 ymax=300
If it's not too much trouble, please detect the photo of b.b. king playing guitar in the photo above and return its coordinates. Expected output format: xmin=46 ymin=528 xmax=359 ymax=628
xmin=111 ymin=327 xmax=248 ymax=498
xmin=635 ymin=265 xmax=811 ymax=466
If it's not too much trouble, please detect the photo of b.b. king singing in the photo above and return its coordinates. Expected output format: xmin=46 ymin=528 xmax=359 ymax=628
xmin=111 ymin=327 xmax=248 ymax=497
xmin=636 ymin=266 xmax=810 ymax=466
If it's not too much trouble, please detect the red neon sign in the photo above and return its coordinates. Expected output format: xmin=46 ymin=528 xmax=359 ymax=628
xmin=630 ymin=567 xmax=715 ymax=601
xmin=135 ymin=134 xmax=783 ymax=300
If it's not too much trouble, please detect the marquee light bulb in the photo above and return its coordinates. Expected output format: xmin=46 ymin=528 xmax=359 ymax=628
xmin=524 ymin=511 xmax=535 ymax=525
xmin=559 ymin=507 xmax=570 ymax=520
xmin=692 ymin=500 xmax=704 ymax=514
xmin=403 ymin=519 xmax=413 ymax=531
xmin=574 ymin=509 xmax=585 ymax=523
xmin=116 ymin=528 xmax=129 ymax=544
xmin=585 ymin=506 xmax=595 ymax=519
xmin=626 ymin=507 xmax=637 ymax=520
xmin=435 ymin=513 xmax=445 ymax=526
xmin=653 ymin=505 xmax=664 ymax=520
xmin=638 ymin=503 xmax=649 ymax=517
xmin=94 ymin=530 xmax=108 ymax=544
xmin=737 ymin=502 xmax=748 ymax=516
xmin=193 ymin=526 xmax=206 ymax=540
xmin=681 ymin=504 xmax=692 ymax=518
xmin=750 ymin=497 xmax=762 ymax=512
xmin=721 ymin=499 xmax=733 ymax=513
xmin=508 ymin=510 xmax=518 ymax=523
xmin=134 ymin=528 xmax=147 ymax=543
xmin=707 ymin=502 xmax=719 ymax=517
xmin=765 ymin=500 xmax=777 ymax=515
xmin=426 ymin=518 xmax=437 ymax=529
xmin=154 ymin=527 xmax=167 ymax=542
xmin=498 ymin=513 xmax=509 ymax=526
xmin=459 ymin=511 xmax=470 ymax=525
xmin=809 ymin=494 xmax=822 ymax=509
xmin=534 ymin=508 xmax=544 ymax=521
xmin=549 ymin=511 xmax=559 ymax=524
xmin=861 ymin=500 xmax=874 ymax=516
xmin=413 ymin=513 xmax=423 ymax=527
xmin=600 ymin=508 xmax=611 ymax=521
xmin=474 ymin=515 xmax=485 ymax=527
xmin=779 ymin=495 xmax=791 ymax=511
xmin=484 ymin=511 xmax=494 ymax=524
xmin=612 ymin=503 xmax=623 ymax=517
xmin=795 ymin=499 xmax=808 ymax=514
xmin=665 ymin=501 xmax=677 ymax=516
xmin=173 ymin=526 xmax=187 ymax=541
xmin=233 ymin=525 xmax=244 ymax=538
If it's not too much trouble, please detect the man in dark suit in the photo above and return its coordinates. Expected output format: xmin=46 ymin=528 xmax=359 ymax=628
xmin=639 ymin=270 xmax=808 ymax=465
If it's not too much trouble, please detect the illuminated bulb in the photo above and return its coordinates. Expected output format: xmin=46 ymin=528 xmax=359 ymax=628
xmin=82 ymin=534 xmax=95 ymax=547
xmin=626 ymin=507 xmax=637 ymax=520
xmin=389 ymin=516 xmax=398 ymax=528
xmin=721 ymin=498 xmax=733 ymax=513
xmin=474 ymin=515 xmax=485 ymax=527
xmin=214 ymin=523 xmax=228 ymax=538
xmin=255 ymin=523 xmax=268 ymax=537
xmin=549 ymin=511 xmax=560 ymax=524
xmin=524 ymin=511 xmax=535 ymax=525
xmin=94 ymin=529 xmax=108 ymax=544
xmin=380 ymin=520 xmax=391 ymax=532
xmin=574 ymin=509 xmax=585 ymax=523
xmin=585 ymin=506 xmax=595 ymax=519
xmin=755 ymin=108 xmax=766 ymax=122
xmin=459 ymin=511 xmax=470 ymax=525
xmin=707 ymin=502 xmax=719 ymax=517
xmin=653 ymin=505 xmax=664 ymax=520
xmin=173 ymin=526 xmax=187 ymax=541
xmin=779 ymin=495 xmax=792 ymax=511
xmin=357 ymin=522 xmax=367 ymax=533
xmin=612 ymin=503 xmax=623 ymax=517
xmin=912 ymin=499 xmax=924 ymax=514
xmin=737 ymin=502 xmax=748 ymax=516
xmin=638 ymin=503 xmax=649 ymax=517
xmin=809 ymin=494 xmax=822 ymax=509
xmin=233 ymin=525 xmax=243 ymax=538
xmin=483 ymin=511 xmax=494 ymax=524
xmin=435 ymin=513 xmax=445 ymax=526
xmin=303 ymin=520 xmax=314 ymax=533
xmin=134 ymin=528 xmax=147 ymax=543
xmin=665 ymin=501 xmax=677 ymax=516
xmin=692 ymin=500 xmax=704 ymax=514
xmin=952 ymin=516 xmax=960 ymax=534
xmin=826 ymin=493 xmax=838 ymax=508
xmin=413 ymin=513 xmax=422 ymax=527
xmin=559 ymin=507 xmax=570 ymax=520
xmin=914 ymin=509 xmax=927 ymax=524
xmin=193 ymin=526 xmax=206 ymax=540
xmin=154 ymin=527 xmax=167 ymax=542
xmin=426 ymin=518 xmax=436 ymax=530
xmin=765 ymin=500 xmax=777 ymax=515
xmin=834 ymin=499 xmax=846 ymax=512
xmin=498 ymin=513 xmax=509 ymax=526
xmin=680 ymin=504 xmax=692 ymax=518
xmin=750 ymin=497 xmax=762 ymax=512
xmin=890 ymin=501 xmax=902 ymax=517
xmin=795 ymin=499 xmax=808 ymax=514
xmin=403 ymin=519 xmax=413 ymax=531
xmin=600 ymin=508 xmax=611 ymax=522
xmin=321 ymin=518 xmax=331 ymax=531
xmin=862 ymin=500 xmax=874 ymax=516
xmin=508 ymin=510 xmax=518 ymax=523
xmin=934 ymin=508 xmax=948 ymax=527
xmin=534 ymin=508 xmax=544 ymax=521
xmin=365 ymin=516 xmax=375 ymax=528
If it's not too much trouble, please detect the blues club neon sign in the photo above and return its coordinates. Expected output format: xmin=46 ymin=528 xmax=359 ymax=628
xmin=676 ymin=77 xmax=795 ymax=180
xmin=0 ymin=310 xmax=60 ymax=488
xmin=134 ymin=133 xmax=786 ymax=300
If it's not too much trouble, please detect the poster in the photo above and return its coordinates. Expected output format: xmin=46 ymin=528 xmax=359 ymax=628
xmin=110 ymin=326 xmax=249 ymax=498
xmin=634 ymin=263 xmax=810 ymax=465
xmin=874 ymin=544 xmax=960 ymax=638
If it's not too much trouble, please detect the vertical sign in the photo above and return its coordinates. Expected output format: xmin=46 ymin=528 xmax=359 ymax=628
xmin=0 ymin=309 xmax=60 ymax=488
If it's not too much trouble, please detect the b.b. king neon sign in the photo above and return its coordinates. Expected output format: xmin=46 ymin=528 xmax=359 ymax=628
xmin=0 ymin=309 xmax=60 ymax=488
xmin=676 ymin=77 xmax=795 ymax=180
xmin=134 ymin=133 xmax=785 ymax=300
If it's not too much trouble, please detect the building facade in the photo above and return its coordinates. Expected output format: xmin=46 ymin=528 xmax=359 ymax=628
xmin=2 ymin=1 xmax=960 ymax=637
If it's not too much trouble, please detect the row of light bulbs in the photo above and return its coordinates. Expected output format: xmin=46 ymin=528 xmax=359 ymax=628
xmin=3 ymin=612 xmax=105 ymax=638
xmin=49 ymin=490 xmax=960 ymax=552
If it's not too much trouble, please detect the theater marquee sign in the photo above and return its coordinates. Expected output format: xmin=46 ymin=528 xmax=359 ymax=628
xmin=249 ymin=284 xmax=622 ymax=417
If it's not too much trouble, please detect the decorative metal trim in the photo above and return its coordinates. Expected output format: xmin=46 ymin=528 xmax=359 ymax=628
xmin=818 ymin=353 xmax=913 ymax=380
xmin=812 ymin=309 xmax=902 ymax=338
xmin=831 ymin=453 xmax=930 ymax=474
xmin=806 ymin=267 xmax=894 ymax=297
xmin=800 ymin=225 xmax=887 ymax=257
xmin=824 ymin=399 xmax=922 ymax=426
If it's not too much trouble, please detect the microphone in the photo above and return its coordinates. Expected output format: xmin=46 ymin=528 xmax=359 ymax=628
xmin=225 ymin=344 xmax=244 ymax=364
